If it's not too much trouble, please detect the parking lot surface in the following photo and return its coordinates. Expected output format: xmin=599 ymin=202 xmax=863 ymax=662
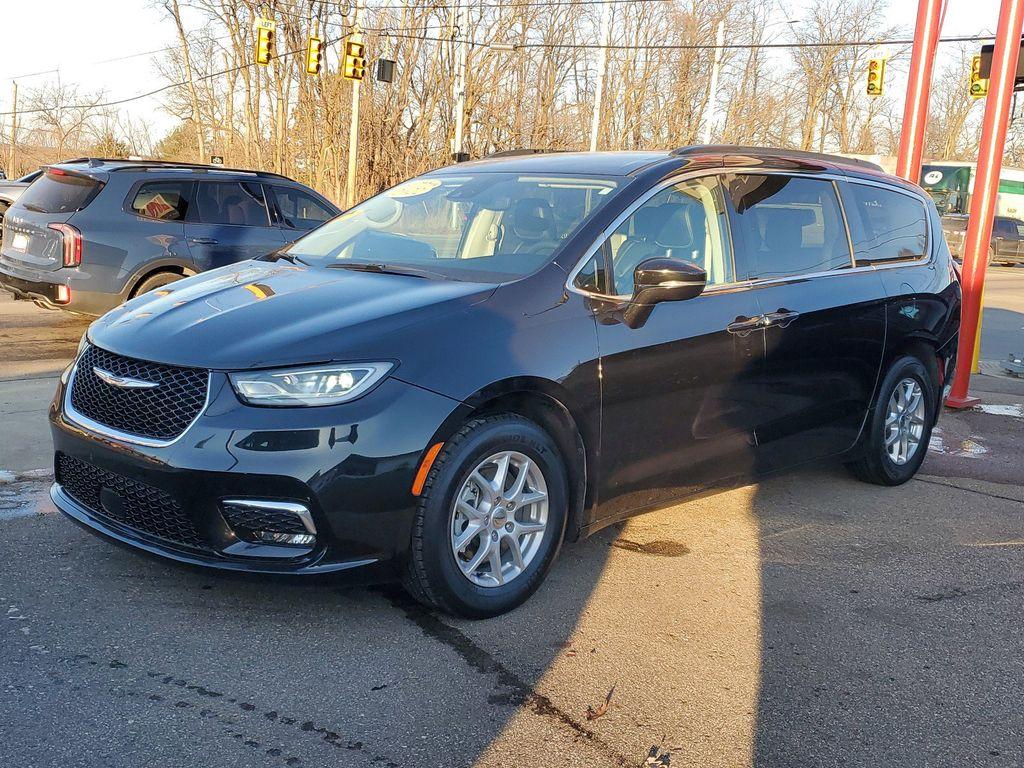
xmin=2 ymin=270 xmax=1024 ymax=767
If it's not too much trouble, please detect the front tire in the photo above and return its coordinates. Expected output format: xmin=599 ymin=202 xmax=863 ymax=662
xmin=847 ymin=355 xmax=936 ymax=486
xmin=403 ymin=415 xmax=568 ymax=618
xmin=131 ymin=271 xmax=183 ymax=299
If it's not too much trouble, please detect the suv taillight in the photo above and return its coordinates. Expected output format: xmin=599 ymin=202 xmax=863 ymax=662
xmin=47 ymin=223 xmax=82 ymax=267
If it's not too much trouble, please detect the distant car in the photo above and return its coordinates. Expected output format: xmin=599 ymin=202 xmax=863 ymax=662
xmin=0 ymin=159 xmax=340 ymax=314
xmin=0 ymin=169 xmax=44 ymax=226
xmin=941 ymin=213 xmax=1024 ymax=266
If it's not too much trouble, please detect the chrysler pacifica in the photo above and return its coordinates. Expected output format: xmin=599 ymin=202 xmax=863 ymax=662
xmin=49 ymin=147 xmax=961 ymax=617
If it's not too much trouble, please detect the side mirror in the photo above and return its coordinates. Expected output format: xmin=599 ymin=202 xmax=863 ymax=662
xmin=623 ymin=257 xmax=707 ymax=328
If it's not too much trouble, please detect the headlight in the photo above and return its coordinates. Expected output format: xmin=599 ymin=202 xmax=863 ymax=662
xmin=228 ymin=363 xmax=393 ymax=406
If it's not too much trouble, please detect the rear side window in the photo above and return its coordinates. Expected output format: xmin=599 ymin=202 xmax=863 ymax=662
xmin=726 ymin=174 xmax=852 ymax=280
xmin=271 ymin=187 xmax=335 ymax=230
xmin=130 ymin=181 xmax=192 ymax=221
xmin=18 ymin=171 xmax=100 ymax=214
xmin=195 ymin=181 xmax=270 ymax=226
xmin=845 ymin=183 xmax=928 ymax=265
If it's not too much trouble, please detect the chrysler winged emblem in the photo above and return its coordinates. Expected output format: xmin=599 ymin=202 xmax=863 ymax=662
xmin=92 ymin=367 xmax=160 ymax=390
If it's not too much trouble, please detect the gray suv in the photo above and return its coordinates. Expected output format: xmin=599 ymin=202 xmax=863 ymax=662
xmin=0 ymin=159 xmax=339 ymax=315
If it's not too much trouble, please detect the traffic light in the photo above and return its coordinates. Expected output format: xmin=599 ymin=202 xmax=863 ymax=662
xmin=970 ymin=54 xmax=989 ymax=98
xmin=866 ymin=57 xmax=887 ymax=97
xmin=343 ymin=37 xmax=366 ymax=81
xmin=254 ymin=18 xmax=276 ymax=66
xmin=305 ymin=36 xmax=323 ymax=75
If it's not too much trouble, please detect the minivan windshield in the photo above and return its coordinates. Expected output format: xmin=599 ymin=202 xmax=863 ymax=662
xmin=281 ymin=172 xmax=620 ymax=282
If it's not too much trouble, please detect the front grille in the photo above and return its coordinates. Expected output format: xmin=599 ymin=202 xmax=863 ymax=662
xmin=70 ymin=344 xmax=208 ymax=441
xmin=56 ymin=453 xmax=207 ymax=551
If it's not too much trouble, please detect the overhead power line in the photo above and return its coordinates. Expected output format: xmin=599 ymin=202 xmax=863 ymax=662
xmin=0 ymin=31 xmax=997 ymax=117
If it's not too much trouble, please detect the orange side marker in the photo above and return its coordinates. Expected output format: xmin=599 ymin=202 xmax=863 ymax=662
xmin=411 ymin=443 xmax=444 ymax=496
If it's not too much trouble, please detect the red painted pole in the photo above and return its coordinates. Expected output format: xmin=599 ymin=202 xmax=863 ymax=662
xmin=895 ymin=0 xmax=943 ymax=182
xmin=946 ymin=0 xmax=1024 ymax=409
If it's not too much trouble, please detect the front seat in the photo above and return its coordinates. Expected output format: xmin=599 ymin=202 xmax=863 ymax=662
xmin=613 ymin=206 xmax=678 ymax=293
xmin=504 ymin=197 xmax=555 ymax=253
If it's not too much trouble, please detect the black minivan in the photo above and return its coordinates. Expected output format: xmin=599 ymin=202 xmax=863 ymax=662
xmin=0 ymin=159 xmax=338 ymax=315
xmin=49 ymin=147 xmax=961 ymax=617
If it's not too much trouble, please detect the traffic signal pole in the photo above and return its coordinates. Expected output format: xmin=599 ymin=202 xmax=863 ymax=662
xmin=946 ymin=0 xmax=1024 ymax=409
xmin=895 ymin=0 xmax=942 ymax=183
xmin=346 ymin=1 xmax=364 ymax=209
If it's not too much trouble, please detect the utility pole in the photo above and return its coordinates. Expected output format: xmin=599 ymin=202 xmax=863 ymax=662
xmin=451 ymin=1 xmax=468 ymax=161
xmin=701 ymin=20 xmax=726 ymax=145
xmin=8 ymin=82 xmax=17 ymax=176
xmin=346 ymin=0 xmax=364 ymax=209
xmin=589 ymin=0 xmax=612 ymax=152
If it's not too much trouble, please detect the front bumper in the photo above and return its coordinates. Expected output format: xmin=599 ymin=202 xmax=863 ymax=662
xmin=49 ymin=369 xmax=468 ymax=575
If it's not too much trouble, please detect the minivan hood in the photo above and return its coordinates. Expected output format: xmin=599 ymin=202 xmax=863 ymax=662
xmin=89 ymin=261 xmax=498 ymax=370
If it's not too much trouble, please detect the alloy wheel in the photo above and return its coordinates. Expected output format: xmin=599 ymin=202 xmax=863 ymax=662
xmin=449 ymin=450 xmax=549 ymax=588
xmin=885 ymin=377 xmax=926 ymax=466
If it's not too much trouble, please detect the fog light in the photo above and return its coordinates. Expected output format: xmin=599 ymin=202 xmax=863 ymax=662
xmin=220 ymin=499 xmax=317 ymax=547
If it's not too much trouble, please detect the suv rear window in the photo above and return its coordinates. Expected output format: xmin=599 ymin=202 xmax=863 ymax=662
xmin=18 ymin=171 xmax=101 ymax=214
xmin=130 ymin=181 xmax=193 ymax=221
xmin=846 ymin=183 xmax=928 ymax=265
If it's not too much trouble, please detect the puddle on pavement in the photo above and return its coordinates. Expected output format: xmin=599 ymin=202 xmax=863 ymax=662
xmin=0 ymin=480 xmax=50 ymax=520
xmin=611 ymin=538 xmax=690 ymax=557
xmin=929 ymin=427 xmax=989 ymax=459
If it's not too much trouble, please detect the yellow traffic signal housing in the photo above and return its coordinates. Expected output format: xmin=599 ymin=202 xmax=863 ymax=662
xmin=343 ymin=38 xmax=367 ymax=81
xmin=866 ymin=57 xmax=887 ymax=97
xmin=255 ymin=24 xmax=275 ymax=66
xmin=970 ymin=54 xmax=989 ymax=98
xmin=306 ymin=36 xmax=323 ymax=75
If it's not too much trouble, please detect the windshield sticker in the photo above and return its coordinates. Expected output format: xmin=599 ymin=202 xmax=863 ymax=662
xmin=386 ymin=178 xmax=441 ymax=198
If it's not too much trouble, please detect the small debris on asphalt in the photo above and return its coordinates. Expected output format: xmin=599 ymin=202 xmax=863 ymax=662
xmin=643 ymin=745 xmax=671 ymax=766
xmin=586 ymin=685 xmax=615 ymax=720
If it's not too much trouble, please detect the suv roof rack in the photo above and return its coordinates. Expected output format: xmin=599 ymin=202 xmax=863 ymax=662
xmin=670 ymin=145 xmax=885 ymax=172
xmin=56 ymin=157 xmax=291 ymax=180
xmin=485 ymin=149 xmax=567 ymax=158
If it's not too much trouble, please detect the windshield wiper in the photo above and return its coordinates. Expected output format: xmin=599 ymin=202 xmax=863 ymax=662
xmin=262 ymin=250 xmax=310 ymax=266
xmin=325 ymin=262 xmax=453 ymax=280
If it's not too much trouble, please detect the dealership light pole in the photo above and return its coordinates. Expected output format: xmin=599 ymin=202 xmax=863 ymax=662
xmin=946 ymin=0 xmax=1024 ymax=408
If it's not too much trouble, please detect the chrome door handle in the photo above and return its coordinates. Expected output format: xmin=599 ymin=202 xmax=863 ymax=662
xmin=188 ymin=237 xmax=218 ymax=245
xmin=727 ymin=315 xmax=765 ymax=336
xmin=763 ymin=309 xmax=800 ymax=328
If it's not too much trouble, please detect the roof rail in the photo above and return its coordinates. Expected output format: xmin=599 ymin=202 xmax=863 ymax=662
xmin=485 ymin=148 xmax=567 ymax=158
xmin=53 ymin=157 xmax=291 ymax=180
xmin=670 ymin=145 xmax=885 ymax=172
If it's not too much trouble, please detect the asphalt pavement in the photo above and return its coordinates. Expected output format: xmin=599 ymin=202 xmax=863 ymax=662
xmin=1 ymin=271 xmax=1024 ymax=767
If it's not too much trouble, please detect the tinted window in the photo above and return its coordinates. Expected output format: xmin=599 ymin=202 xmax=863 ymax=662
xmin=596 ymin=175 xmax=733 ymax=295
xmin=846 ymin=183 xmax=928 ymax=265
xmin=195 ymin=181 xmax=270 ymax=226
xmin=272 ymin=187 xmax=335 ymax=230
xmin=130 ymin=181 xmax=192 ymax=221
xmin=727 ymin=175 xmax=851 ymax=280
xmin=573 ymin=253 xmax=610 ymax=294
xmin=18 ymin=171 xmax=100 ymax=214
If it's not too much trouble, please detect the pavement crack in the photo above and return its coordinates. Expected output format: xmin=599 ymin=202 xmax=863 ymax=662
xmin=914 ymin=477 xmax=1024 ymax=505
xmin=382 ymin=586 xmax=634 ymax=767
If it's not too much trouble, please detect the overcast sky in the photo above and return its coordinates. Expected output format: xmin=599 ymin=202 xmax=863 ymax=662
xmin=0 ymin=0 xmax=1008 ymax=142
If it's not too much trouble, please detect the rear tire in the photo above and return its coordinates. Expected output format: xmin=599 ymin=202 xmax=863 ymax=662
xmin=847 ymin=355 xmax=936 ymax=486
xmin=403 ymin=414 xmax=568 ymax=618
xmin=131 ymin=271 xmax=183 ymax=298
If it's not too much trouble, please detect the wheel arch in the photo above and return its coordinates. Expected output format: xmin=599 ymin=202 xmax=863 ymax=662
xmin=125 ymin=260 xmax=197 ymax=299
xmin=431 ymin=378 xmax=594 ymax=542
